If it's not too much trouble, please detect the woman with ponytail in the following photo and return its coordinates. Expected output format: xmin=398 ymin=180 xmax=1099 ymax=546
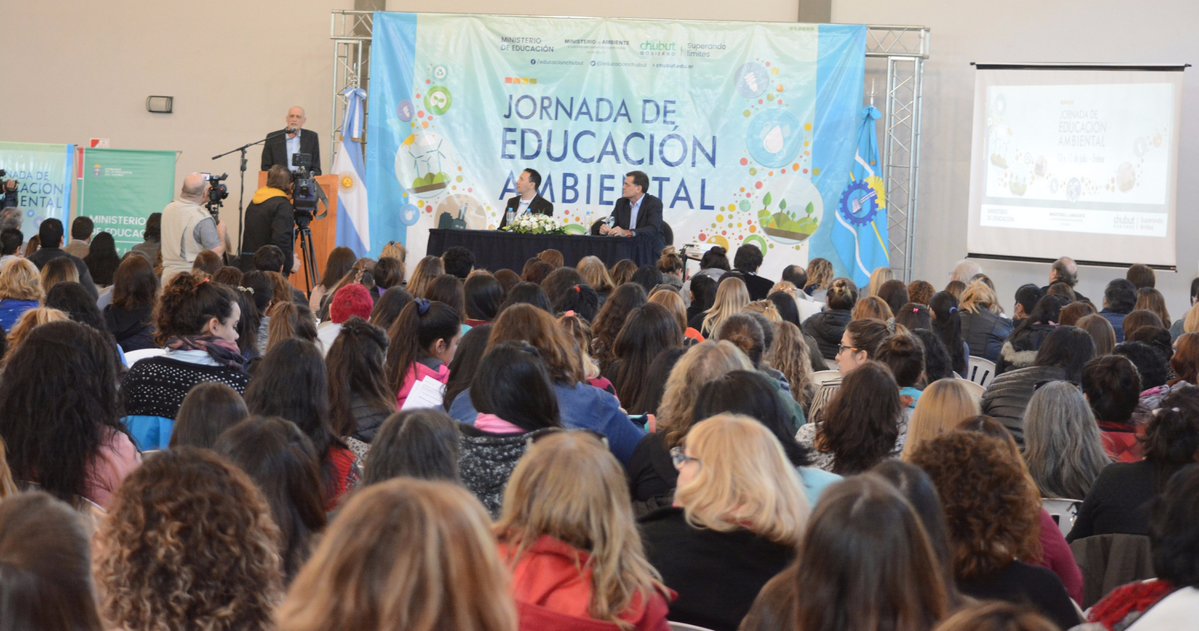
xmin=929 ymin=290 xmax=968 ymax=377
xmin=122 ymin=271 xmax=248 ymax=423
xmin=386 ymin=299 xmax=461 ymax=408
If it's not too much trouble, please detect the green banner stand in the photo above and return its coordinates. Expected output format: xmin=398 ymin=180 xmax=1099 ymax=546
xmin=78 ymin=148 xmax=178 ymax=254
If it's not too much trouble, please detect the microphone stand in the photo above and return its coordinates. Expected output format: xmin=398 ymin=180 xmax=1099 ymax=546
xmin=211 ymin=129 xmax=291 ymax=262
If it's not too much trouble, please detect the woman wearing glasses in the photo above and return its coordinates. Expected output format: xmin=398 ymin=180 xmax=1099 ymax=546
xmin=638 ymin=414 xmax=809 ymax=631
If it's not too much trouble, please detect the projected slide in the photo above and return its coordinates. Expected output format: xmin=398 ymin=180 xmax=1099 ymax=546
xmin=967 ymin=67 xmax=1182 ymax=267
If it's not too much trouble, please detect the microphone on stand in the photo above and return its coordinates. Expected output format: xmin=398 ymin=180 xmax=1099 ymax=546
xmin=284 ymin=127 xmax=298 ymax=134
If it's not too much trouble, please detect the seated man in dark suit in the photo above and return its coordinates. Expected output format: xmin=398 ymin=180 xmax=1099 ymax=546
xmin=499 ymin=168 xmax=553 ymax=229
xmin=595 ymin=170 xmax=663 ymax=250
xmin=261 ymin=106 xmax=321 ymax=175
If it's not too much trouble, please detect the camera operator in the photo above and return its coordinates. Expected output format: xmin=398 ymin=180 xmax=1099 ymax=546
xmin=240 ymin=165 xmax=297 ymax=276
xmin=1 ymin=176 xmax=18 ymax=209
xmin=160 ymin=172 xmax=227 ymax=283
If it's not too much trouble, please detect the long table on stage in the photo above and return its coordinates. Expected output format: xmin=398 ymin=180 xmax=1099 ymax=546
xmin=426 ymin=229 xmax=659 ymax=271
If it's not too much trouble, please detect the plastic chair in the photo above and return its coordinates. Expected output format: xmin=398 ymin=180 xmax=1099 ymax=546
xmin=967 ymin=356 xmax=997 ymax=387
xmin=809 ymin=370 xmax=841 ymax=387
xmin=124 ymin=347 xmax=167 ymax=366
xmin=1043 ymin=497 xmax=1083 ymax=538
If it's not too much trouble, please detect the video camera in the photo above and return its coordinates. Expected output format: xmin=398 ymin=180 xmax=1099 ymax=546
xmin=290 ymin=153 xmax=319 ymax=228
xmin=202 ymin=172 xmax=229 ymax=217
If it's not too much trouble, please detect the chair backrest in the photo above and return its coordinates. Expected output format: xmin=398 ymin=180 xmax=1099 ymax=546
xmin=1069 ymin=533 xmax=1155 ymax=608
xmin=124 ymin=347 xmax=167 ymax=366
xmin=1043 ymin=497 xmax=1083 ymax=538
xmin=669 ymin=622 xmax=718 ymax=631
xmin=956 ymin=378 xmax=986 ymax=404
xmin=809 ymin=370 xmax=841 ymax=387
xmin=967 ymin=356 xmax=997 ymax=387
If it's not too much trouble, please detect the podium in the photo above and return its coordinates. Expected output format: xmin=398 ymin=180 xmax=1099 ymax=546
xmin=256 ymin=172 xmax=340 ymax=293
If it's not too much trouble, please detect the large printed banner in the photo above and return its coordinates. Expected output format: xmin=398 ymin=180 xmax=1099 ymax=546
xmin=0 ymin=141 xmax=75 ymax=232
xmin=367 ymin=13 xmax=870 ymax=280
xmin=78 ymin=148 xmax=178 ymax=254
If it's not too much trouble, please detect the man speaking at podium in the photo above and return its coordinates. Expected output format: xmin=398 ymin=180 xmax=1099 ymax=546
xmin=261 ymin=106 xmax=321 ymax=175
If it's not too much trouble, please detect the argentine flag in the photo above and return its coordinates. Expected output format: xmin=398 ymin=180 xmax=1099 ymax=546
xmin=332 ymin=87 xmax=370 ymax=255
xmin=830 ymin=105 xmax=889 ymax=287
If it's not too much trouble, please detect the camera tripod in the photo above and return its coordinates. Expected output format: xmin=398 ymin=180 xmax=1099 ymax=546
xmin=295 ymin=214 xmax=319 ymax=296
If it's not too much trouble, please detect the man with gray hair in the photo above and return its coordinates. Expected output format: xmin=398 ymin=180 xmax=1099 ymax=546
xmin=1043 ymin=256 xmax=1089 ymax=303
xmin=950 ymin=258 xmax=983 ymax=284
xmin=0 ymin=206 xmax=21 ymax=233
xmin=160 ymin=173 xmax=226 ymax=283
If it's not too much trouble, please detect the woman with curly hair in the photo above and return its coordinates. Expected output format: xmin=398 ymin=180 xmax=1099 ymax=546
xmin=0 ymin=320 xmax=138 ymax=509
xmin=627 ymin=341 xmax=753 ymax=507
xmin=496 ymin=432 xmax=670 ymax=629
xmin=0 ymin=257 xmax=41 ymax=332
xmin=0 ymin=492 xmax=103 ymax=631
xmin=246 ymin=338 xmax=360 ymax=510
xmin=742 ymin=474 xmax=949 ymax=631
xmin=640 ymin=414 xmax=809 ymax=630
xmin=214 ymin=416 xmax=326 ymax=584
xmin=121 ymin=272 xmax=248 ymax=432
xmin=909 ymin=431 xmax=1080 ymax=629
xmin=94 ymin=447 xmax=282 ymax=631
xmin=278 ymin=478 xmax=517 ymax=631
xmin=802 ymin=257 xmax=833 ymax=301
xmin=797 ymin=361 xmax=904 ymax=474
xmin=591 ymin=282 xmax=648 ymax=365
xmin=326 ymin=318 xmax=395 ymax=460
xmin=766 ymin=321 xmax=817 ymax=410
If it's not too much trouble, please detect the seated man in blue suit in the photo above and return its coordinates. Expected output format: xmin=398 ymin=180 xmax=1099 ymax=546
xmin=597 ymin=170 xmax=663 ymax=250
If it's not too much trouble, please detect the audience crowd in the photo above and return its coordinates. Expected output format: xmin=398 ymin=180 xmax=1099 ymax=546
xmin=1 ymin=226 xmax=1198 ymax=630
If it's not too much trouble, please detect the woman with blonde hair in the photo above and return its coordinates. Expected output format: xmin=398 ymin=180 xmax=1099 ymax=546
xmin=699 ymin=276 xmax=749 ymax=338
xmin=767 ymin=321 xmax=816 ymax=409
xmin=380 ymin=240 xmax=407 ymax=263
xmin=866 ymin=266 xmax=894 ymax=297
xmin=640 ymin=414 xmax=809 ymax=630
xmin=496 ymin=432 xmax=670 ymax=630
xmin=628 ymin=341 xmax=753 ymax=507
xmin=406 ymin=255 xmax=444 ymax=298
xmin=0 ymin=258 xmax=41 ymax=331
xmin=851 ymin=295 xmax=893 ymax=322
xmin=95 ymin=448 xmax=281 ymax=631
xmin=648 ymin=287 xmax=701 ymax=344
xmin=577 ymin=255 xmax=616 ymax=303
xmin=959 ymin=279 xmax=1013 ymax=362
xmin=278 ymin=478 xmax=517 ymax=631
xmin=902 ymin=378 xmax=981 ymax=459
xmin=3 ymin=306 xmax=68 ymax=356
xmin=39 ymin=256 xmax=79 ymax=296
xmin=803 ymin=257 xmax=834 ymax=301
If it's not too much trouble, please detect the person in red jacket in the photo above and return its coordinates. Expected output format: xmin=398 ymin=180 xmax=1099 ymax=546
xmin=496 ymin=432 xmax=672 ymax=631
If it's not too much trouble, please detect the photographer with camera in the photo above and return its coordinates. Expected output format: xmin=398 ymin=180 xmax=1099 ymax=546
xmin=1 ymin=171 xmax=18 ymax=209
xmin=240 ymin=165 xmax=297 ymax=276
xmin=160 ymin=172 xmax=227 ymax=283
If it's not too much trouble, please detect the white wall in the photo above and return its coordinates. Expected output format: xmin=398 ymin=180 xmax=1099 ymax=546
xmin=832 ymin=0 xmax=1199 ymax=319
xmin=0 ymin=0 xmax=354 ymax=251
